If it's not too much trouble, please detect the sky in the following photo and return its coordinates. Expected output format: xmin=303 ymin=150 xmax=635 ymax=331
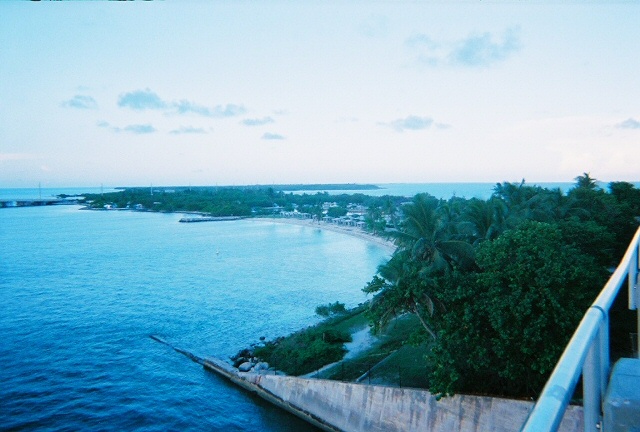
xmin=1 ymin=1 xmax=639 ymax=188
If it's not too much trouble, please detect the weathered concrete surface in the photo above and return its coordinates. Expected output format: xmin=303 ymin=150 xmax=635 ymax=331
xmin=203 ymin=358 xmax=583 ymax=432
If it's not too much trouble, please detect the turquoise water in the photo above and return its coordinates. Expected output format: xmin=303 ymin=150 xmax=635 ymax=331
xmin=0 ymin=205 xmax=390 ymax=430
xmin=288 ymin=181 xmax=640 ymax=199
xmin=293 ymin=181 xmax=640 ymax=199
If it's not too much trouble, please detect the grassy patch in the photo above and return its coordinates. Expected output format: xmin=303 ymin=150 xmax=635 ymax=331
xmin=317 ymin=314 xmax=430 ymax=386
xmin=251 ymin=306 xmax=368 ymax=376
xmin=242 ymin=306 xmax=432 ymax=389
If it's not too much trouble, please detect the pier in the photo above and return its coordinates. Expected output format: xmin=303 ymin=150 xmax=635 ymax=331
xmin=178 ymin=216 xmax=246 ymax=223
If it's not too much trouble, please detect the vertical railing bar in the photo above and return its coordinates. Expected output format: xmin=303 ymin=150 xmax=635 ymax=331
xmin=629 ymin=244 xmax=638 ymax=310
xmin=583 ymin=332 xmax=602 ymax=432
xmin=632 ymin=245 xmax=640 ymax=359
xmin=599 ymin=315 xmax=610 ymax=402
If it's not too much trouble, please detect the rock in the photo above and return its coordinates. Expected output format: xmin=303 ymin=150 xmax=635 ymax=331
xmin=254 ymin=362 xmax=269 ymax=372
xmin=238 ymin=361 xmax=254 ymax=372
xmin=232 ymin=357 xmax=247 ymax=368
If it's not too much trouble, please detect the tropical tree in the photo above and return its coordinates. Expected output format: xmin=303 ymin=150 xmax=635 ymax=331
xmin=364 ymin=252 xmax=441 ymax=340
xmin=390 ymin=194 xmax=475 ymax=270
xmin=363 ymin=203 xmax=384 ymax=233
xmin=382 ymin=195 xmax=400 ymax=230
xmin=364 ymin=194 xmax=475 ymax=340
xmin=459 ymin=197 xmax=508 ymax=244
xmin=574 ymin=172 xmax=598 ymax=190
xmin=428 ymin=221 xmax=607 ymax=397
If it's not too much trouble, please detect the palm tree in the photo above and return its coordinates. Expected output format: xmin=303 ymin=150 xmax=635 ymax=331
xmin=574 ymin=172 xmax=598 ymax=190
xmin=364 ymin=252 xmax=441 ymax=340
xmin=389 ymin=194 xmax=474 ymax=269
xmin=364 ymin=194 xmax=475 ymax=339
xmin=382 ymin=196 xmax=399 ymax=230
xmin=526 ymin=188 xmax=590 ymax=222
xmin=460 ymin=197 xmax=508 ymax=244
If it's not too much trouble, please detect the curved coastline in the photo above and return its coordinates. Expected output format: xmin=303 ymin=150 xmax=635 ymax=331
xmin=250 ymin=217 xmax=397 ymax=252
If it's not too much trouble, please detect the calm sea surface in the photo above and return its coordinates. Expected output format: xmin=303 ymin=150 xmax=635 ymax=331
xmin=0 ymin=204 xmax=390 ymax=431
xmin=293 ymin=181 xmax=640 ymax=199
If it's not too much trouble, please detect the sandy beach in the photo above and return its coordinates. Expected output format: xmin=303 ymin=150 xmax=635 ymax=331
xmin=252 ymin=217 xmax=397 ymax=252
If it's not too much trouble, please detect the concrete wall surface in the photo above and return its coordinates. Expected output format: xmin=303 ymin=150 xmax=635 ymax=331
xmin=249 ymin=374 xmax=584 ymax=432
xmin=203 ymin=359 xmax=583 ymax=432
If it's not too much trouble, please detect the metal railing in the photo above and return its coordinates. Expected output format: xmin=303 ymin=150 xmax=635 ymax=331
xmin=521 ymin=227 xmax=640 ymax=431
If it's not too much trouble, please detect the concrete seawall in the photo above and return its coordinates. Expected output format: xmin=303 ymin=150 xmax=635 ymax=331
xmin=203 ymin=358 xmax=584 ymax=431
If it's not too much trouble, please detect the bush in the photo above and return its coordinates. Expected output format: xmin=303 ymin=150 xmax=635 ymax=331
xmin=254 ymin=327 xmax=352 ymax=375
xmin=315 ymin=301 xmax=347 ymax=317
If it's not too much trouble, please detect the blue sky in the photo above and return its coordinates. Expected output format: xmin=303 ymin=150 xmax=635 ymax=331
xmin=1 ymin=1 xmax=638 ymax=188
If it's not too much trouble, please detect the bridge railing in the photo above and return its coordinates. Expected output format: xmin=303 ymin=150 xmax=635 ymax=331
xmin=521 ymin=227 xmax=640 ymax=432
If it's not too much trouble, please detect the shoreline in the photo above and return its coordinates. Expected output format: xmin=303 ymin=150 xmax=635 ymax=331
xmin=250 ymin=217 xmax=397 ymax=252
xmin=78 ymin=205 xmax=397 ymax=252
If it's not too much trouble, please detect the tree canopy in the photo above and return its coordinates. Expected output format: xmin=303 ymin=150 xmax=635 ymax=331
xmin=363 ymin=177 xmax=640 ymax=398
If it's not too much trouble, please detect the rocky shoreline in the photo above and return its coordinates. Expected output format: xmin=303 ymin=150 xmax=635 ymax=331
xmin=230 ymin=348 xmax=273 ymax=374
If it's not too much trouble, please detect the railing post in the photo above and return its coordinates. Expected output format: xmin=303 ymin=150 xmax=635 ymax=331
xmin=631 ymin=245 xmax=639 ymax=358
xmin=629 ymin=246 xmax=638 ymax=310
xmin=599 ymin=315 xmax=610 ymax=400
xmin=583 ymin=323 xmax=603 ymax=432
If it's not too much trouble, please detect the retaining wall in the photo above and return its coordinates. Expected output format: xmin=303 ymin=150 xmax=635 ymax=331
xmin=203 ymin=358 xmax=583 ymax=431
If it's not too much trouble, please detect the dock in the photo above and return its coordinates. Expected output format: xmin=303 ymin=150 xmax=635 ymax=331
xmin=178 ymin=216 xmax=245 ymax=223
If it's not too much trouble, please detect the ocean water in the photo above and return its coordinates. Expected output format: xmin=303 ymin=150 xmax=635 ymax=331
xmin=292 ymin=181 xmax=640 ymax=199
xmin=288 ymin=182 xmax=579 ymax=199
xmin=0 ymin=187 xmax=120 ymax=201
xmin=0 ymin=205 xmax=391 ymax=431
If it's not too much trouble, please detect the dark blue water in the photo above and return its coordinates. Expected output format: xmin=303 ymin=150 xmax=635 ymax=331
xmin=0 ymin=205 xmax=390 ymax=430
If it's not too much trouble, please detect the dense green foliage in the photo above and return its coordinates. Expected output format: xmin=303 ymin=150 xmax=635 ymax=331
xmin=253 ymin=327 xmax=352 ymax=376
xmin=82 ymin=185 xmax=405 ymax=221
xmin=364 ymin=174 xmax=640 ymax=398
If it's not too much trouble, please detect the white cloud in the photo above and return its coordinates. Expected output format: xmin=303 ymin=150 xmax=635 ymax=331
xmin=117 ymin=88 xmax=245 ymax=118
xmin=262 ymin=132 xmax=285 ymax=140
xmin=61 ymin=95 xmax=98 ymax=110
xmin=123 ymin=124 xmax=156 ymax=134
xmin=169 ymin=126 xmax=208 ymax=135
xmin=616 ymin=118 xmax=640 ymax=129
xmin=118 ymin=89 xmax=167 ymax=110
xmin=406 ymin=27 xmax=521 ymax=68
xmin=380 ymin=115 xmax=434 ymax=132
xmin=242 ymin=117 xmax=275 ymax=126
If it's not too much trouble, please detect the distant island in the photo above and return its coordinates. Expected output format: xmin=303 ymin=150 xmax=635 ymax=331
xmin=239 ymin=183 xmax=381 ymax=191
xmin=79 ymin=185 xmax=402 ymax=232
